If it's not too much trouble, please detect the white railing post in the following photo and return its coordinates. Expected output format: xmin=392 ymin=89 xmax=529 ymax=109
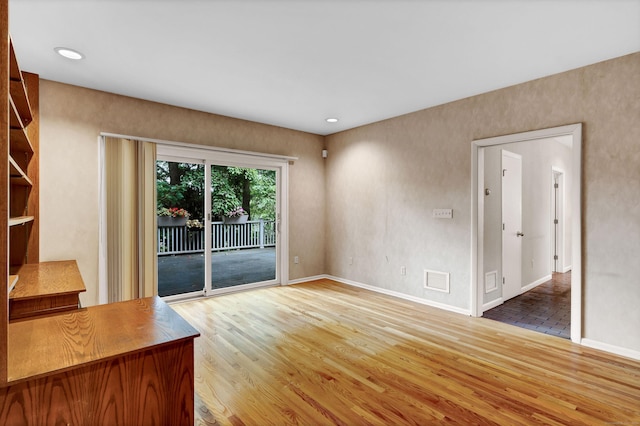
xmin=259 ymin=219 xmax=265 ymax=249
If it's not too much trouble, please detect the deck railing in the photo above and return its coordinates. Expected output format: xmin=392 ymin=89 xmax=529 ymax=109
xmin=158 ymin=220 xmax=276 ymax=255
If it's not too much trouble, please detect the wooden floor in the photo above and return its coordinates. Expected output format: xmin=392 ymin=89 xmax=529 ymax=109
xmin=171 ymin=279 xmax=640 ymax=425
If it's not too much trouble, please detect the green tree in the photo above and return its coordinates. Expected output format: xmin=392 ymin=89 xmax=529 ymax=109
xmin=157 ymin=162 xmax=275 ymax=222
xmin=157 ymin=161 xmax=204 ymax=219
xmin=250 ymin=169 xmax=276 ymax=220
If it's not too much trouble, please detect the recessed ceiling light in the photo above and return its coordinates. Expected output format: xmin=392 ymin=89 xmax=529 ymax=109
xmin=54 ymin=47 xmax=84 ymax=60
xmin=326 ymin=117 xmax=339 ymax=123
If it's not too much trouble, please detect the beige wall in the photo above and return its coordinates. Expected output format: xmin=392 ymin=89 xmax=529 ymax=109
xmin=39 ymin=51 xmax=640 ymax=354
xmin=39 ymin=81 xmax=326 ymax=306
xmin=326 ymin=52 xmax=640 ymax=353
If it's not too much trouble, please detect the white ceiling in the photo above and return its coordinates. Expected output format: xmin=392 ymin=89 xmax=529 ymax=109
xmin=8 ymin=0 xmax=640 ymax=136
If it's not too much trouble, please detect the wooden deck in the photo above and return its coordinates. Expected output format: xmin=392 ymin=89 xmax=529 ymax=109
xmin=158 ymin=247 xmax=276 ymax=296
xmin=172 ymin=279 xmax=640 ymax=425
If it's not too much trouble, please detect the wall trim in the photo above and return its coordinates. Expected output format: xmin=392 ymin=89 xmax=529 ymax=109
xmin=581 ymin=338 xmax=640 ymax=361
xmin=482 ymin=297 xmax=503 ymax=312
xmin=326 ymin=275 xmax=471 ymax=316
xmin=286 ymin=275 xmax=329 ymax=285
xmin=521 ymin=274 xmax=552 ymax=294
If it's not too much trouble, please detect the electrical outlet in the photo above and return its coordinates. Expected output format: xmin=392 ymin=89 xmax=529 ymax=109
xmin=349 ymin=257 xmax=353 ymax=265
xmin=400 ymin=266 xmax=406 ymax=276
xmin=294 ymin=256 xmax=299 ymax=264
xmin=433 ymin=209 xmax=453 ymax=219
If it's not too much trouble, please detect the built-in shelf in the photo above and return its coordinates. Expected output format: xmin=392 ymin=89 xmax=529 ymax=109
xmin=8 ymin=275 xmax=18 ymax=295
xmin=8 ymin=216 xmax=34 ymax=227
xmin=10 ymin=175 xmax=32 ymax=187
xmin=9 ymin=81 xmax=32 ymax=127
xmin=8 ymin=42 xmax=33 ymax=126
xmin=9 ymin=260 xmax=86 ymax=321
xmin=9 ymin=156 xmax=32 ymax=186
xmin=9 ymin=127 xmax=34 ymax=155
xmin=8 ymin=42 xmax=20 ymax=79
xmin=9 ymin=98 xmax=24 ymax=130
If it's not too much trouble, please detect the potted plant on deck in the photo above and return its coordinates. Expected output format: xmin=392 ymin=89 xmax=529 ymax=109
xmin=157 ymin=207 xmax=190 ymax=227
xmin=223 ymin=206 xmax=249 ymax=224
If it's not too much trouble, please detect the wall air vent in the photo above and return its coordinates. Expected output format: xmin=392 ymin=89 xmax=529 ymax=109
xmin=424 ymin=269 xmax=450 ymax=293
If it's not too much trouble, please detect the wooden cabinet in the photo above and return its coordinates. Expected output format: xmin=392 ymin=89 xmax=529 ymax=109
xmin=1 ymin=296 xmax=199 ymax=425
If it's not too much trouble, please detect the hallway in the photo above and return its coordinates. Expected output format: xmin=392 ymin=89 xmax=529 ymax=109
xmin=483 ymin=272 xmax=571 ymax=339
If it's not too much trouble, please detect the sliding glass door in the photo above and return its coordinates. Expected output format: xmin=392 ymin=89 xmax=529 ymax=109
xmin=210 ymin=165 xmax=276 ymax=289
xmin=156 ymin=145 xmax=286 ymax=300
xmin=156 ymin=159 xmax=206 ymax=297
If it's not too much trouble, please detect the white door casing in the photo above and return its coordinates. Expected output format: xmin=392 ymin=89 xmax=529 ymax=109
xmin=501 ymin=150 xmax=523 ymax=301
xmin=471 ymin=123 xmax=582 ymax=344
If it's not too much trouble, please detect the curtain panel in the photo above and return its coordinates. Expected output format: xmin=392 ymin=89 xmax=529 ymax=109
xmin=104 ymin=137 xmax=157 ymax=302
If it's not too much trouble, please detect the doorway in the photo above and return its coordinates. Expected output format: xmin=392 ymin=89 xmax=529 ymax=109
xmin=156 ymin=143 xmax=289 ymax=301
xmin=471 ymin=124 xmax=582 ymax=343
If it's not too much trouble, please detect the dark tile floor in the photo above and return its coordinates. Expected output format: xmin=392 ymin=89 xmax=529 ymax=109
xmin=483 ymin=272 xmax=571 ymax=339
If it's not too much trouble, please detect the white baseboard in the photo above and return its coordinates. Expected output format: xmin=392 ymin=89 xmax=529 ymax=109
xmin=521 ymin=274 xmax=552 ymax=293
xmin=581 ymin=338 xmax=640 ymax=361
xmin=326 ymin=275 xmax=471 ymax=316
xmin=482 ymin=297 xmax=503 ymax=312
xmin=563 ymin=265 xmax=572 ymax=273
xmin=286 ymin=274 xmax=330 ymax=285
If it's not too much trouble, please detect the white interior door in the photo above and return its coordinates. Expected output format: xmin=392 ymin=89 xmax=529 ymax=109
xmin=502 ymin=150 xmax=523 ymax=301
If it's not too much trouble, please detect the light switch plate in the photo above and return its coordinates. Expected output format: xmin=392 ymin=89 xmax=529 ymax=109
xmin=433 ymin=209 xmax=453 ymax=219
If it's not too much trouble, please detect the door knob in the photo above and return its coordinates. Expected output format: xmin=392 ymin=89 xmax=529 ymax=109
xmin=517 ymin=231 xmax=525 ymax=237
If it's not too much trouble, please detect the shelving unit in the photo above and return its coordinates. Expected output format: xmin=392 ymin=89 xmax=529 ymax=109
xmin=1 ymin=7 xmax=198 ymax=423
xmin=6 ymin=39 xmax=38 ymax=273
xmin=2 ymin=6 xmax=40 ymax=383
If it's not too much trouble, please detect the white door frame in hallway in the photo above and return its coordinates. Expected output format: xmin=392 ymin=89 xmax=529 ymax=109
xmin=471 ymin=123 xmax=582 ymax=343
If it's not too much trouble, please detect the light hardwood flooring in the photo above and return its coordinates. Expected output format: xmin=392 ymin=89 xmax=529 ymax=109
xmin=172 ymin=279 xmax=640 ymax=425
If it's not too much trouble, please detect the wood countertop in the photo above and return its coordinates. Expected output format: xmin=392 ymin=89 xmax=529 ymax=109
xmin=9 ymin=260 xmax=86 ymax=300
xmin=7 ymin=296 xmax=200 ymax=384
